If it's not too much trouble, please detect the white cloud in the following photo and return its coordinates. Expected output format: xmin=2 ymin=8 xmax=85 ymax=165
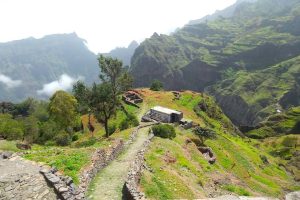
xmin=0 ymin=74 xmax=22 ymax=88
xmin=37 ymin=74 xmax=82 ymax=96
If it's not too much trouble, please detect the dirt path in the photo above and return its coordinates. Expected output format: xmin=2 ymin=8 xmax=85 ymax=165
xmin=87 ymin=127 xmax=150 ymax=200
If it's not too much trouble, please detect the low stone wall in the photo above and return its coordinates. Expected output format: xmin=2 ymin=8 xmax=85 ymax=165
xmin=39 ymin=139 xmax=124 ymax=200
xmin=122 ymin=133 xmax=154 ymax=200
xmin=39 ymin=123 xmax=157 ymax=200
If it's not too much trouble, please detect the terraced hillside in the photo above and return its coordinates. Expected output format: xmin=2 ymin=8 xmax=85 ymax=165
xmin=130 ymin=0 xmax=300 ymax=127
xmin=135 ymin=89 xmax=299 ymax=199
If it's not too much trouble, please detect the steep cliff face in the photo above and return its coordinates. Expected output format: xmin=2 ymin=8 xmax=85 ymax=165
xmin=130 ymin=0 xmax=300 ymax=127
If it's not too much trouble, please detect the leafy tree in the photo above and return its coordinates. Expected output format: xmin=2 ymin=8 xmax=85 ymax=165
xmin=23 ymin=116 xmax=39 ymax=144
xmin=55 ymin=130 xmax=71 ymax=146
xmin=48 ymin=90 xmax=78 ymax=130
xmin=98 ymin=55 xmax=133 ymax=98
xmin=38 ymin=120 xmax=59 ymax=144
xmin=73 ymin=81 xmax=91 ymax=114
xmin=31 ymin=101 xmax=49 ymax=122
xmin=14 ymin=98 xmax=35 ymax=116
xmin=92 ymin=55 xmax=133 ymax=137
xmin=150 ymin=79 xmax=163 ymax=91
xmin=0 ymin=114 xmax=23 ymax=140
xmin=90 ymin=83 xmax=116 ymax=137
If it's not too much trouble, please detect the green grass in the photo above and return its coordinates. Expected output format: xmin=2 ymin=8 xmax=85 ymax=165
xmin=0 ymin=140 xmax=20 ymax=152
xmin=222 ymin=184 xmax=251 ymax=196
xmin=139 ymin=90 xmax=297 ymax=198
xmin=23 ymin=146 xmax=92 ymax=184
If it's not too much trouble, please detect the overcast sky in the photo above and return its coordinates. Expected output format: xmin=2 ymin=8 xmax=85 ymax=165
xmin=0 ymin=0 xmax=236 ymax=53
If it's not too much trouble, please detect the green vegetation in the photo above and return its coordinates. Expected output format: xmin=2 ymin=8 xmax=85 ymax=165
xmin=152 ymin=124 xmax=176 ymax=139
xmin=246 ymin=106 xmax=300 ymax=138
xmin=130 ymin=0 xmax=300 ymax=128
xmin=150 ymin=79 xmax=164 ymax=91
xmin=139 ymin=90 xmax=298 ymax=199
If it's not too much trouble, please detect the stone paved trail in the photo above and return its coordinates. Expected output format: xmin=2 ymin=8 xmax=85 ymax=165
xmin=0 ymin=156 xmax=57 ymax=200
xmin=88 ymin=127 xmax=150 ymax=200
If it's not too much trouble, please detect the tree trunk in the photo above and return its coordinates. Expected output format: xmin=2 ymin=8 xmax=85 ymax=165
xmin=104 ymin=119 xmax=109 ymax=138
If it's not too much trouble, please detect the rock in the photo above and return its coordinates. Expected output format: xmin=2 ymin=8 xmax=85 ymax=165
xmin=49 ymin=176 xmax=60 ymax=184
xmin=1 ymin=151 xmax=13 ymax=159
xmin=286 ymin=191 xmax=300 ymax=200
xmin=58 ymin=187 xmax=68 ymax=193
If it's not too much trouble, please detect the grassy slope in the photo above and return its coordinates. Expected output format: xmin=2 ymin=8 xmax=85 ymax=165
xmin=139 ymin=89 xmax=298 ymax=199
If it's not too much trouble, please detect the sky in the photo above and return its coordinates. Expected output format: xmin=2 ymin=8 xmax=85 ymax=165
xmin=0 ymin=0 xmax=236 ymax=53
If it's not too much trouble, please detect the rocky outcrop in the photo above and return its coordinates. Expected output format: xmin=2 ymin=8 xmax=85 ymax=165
xmin=208 ymin=93 xmax=258 ymax=127
xmin=198 ymin=147 xmax=216 ymax=164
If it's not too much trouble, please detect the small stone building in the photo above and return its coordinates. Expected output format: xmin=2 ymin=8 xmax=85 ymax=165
xmin=149 ymin=106 xmax=183 ymax=123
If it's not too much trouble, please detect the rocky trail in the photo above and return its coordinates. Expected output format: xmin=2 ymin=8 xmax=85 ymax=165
xmin=87 ymin=127 xmax=150 ymax=200
xmin=0 ymin=154 xmax=57 ymax=200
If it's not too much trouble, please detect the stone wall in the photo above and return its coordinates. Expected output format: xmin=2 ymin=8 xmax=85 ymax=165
xmin=39 ymin=123 xmax=157 ymax=200
xmin=122 ymin=133 xmax=154 ymax=200
xmin=39 ymin=139 xmax=125 ymax=200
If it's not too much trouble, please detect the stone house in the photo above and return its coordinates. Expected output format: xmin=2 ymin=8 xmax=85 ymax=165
xmin=149 ymin=106 xmax=183 ymax=123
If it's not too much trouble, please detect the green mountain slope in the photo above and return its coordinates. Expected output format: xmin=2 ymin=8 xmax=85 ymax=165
xmin=0 ymin=33 xmax=98 ymax=102
xmin=130 ymin=0 xmax=300 ymax=127
xmin=138 ymin=90 xmax=299 ymax=199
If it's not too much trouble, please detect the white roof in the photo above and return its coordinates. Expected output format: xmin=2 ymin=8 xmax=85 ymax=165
xmin=151 ymin=106 xmax=182 ymax=115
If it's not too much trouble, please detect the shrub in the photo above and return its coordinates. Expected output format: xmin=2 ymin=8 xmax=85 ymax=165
xmin=75 ymin=137 xmax=96 ymax=147
xmin=150 ymin=80 xmax=163 ymax=91
xmin=282 ymin=136 xmax=297 ymax=148
xmin=45 ymin=140 xmax=56 ymax=146
xmin=152 ymin=124 xmax=176 ymax=139
xmin=108 ymin=123 xmax=117 ymax=136
xmin=119 ymin=120 xmax=129 ymax=131
xmin=119 ymin=113 xmax=139 ymax=131
xmin=193 ymin=127 xmax=216 ymax=139
xmin=72 ymin=134 xmax=79 ymax=142
xmin=55 ymin=131 xmax=71 ymax=146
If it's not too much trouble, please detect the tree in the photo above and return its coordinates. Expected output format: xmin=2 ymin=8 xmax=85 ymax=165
xmin=150 ymin=79 xmax=163 ymax=91
xmin=23 ymin=116 xmax=39 ymax=144
xmin=90 ymin=83 xmax=116 ymax=137
xmin=73 ymin=80 xmax=91 ymax=114
xmin=0 ymin=114 xmax=23 ymax=140
xmin=48 ymin=90 xmax=78 ymax=131
xmin=98 ymin=55 xmax=133 ymax=98
xmin=94 ymin=55 xmax=133 ymax=137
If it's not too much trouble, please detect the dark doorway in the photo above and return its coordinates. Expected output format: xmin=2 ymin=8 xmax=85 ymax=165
xmin=171 ymin=114 xmax=176 ymax=123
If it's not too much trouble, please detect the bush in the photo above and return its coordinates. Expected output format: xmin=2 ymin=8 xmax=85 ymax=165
xmin=75 ymin=137 xmax=96 ymax=147
xmin=150 ymin=80 xmax=163 ymax=91
xmin=55 ymin=131 xmax=71 ymax=146
xmin=72 ymin=134 xmax=79 ymax=142
xmin=128 ymin=113 xmax=139 ymax=127
xmin=193 ymin=127 xmax=216 ymax=139
xmin=119 ymin=113 xmax=139 ymax=131
xmin=45 ymin=140 xmax=56 ymax=146
xmin=108 ymin=123 xmax=116 ymax=136
xmin=152 ymin=124 xmax=176 ymax=139
xmin=119 ymin=120 xmax=129 ymax=131
xmin=282 ymin=136 xmax=297 ymax=147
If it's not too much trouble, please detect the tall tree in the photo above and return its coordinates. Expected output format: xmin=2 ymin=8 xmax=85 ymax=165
xmin=91 ymin=55 xmax=133 ymax=137
xmin=90 ymin=83 xmax=115 ymax=137
xmin=48 ymin=91 xmax=78 ymax=131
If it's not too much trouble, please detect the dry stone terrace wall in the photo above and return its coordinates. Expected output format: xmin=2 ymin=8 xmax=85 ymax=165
xmin=122 ymin=133 xmax=154 ymax=200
